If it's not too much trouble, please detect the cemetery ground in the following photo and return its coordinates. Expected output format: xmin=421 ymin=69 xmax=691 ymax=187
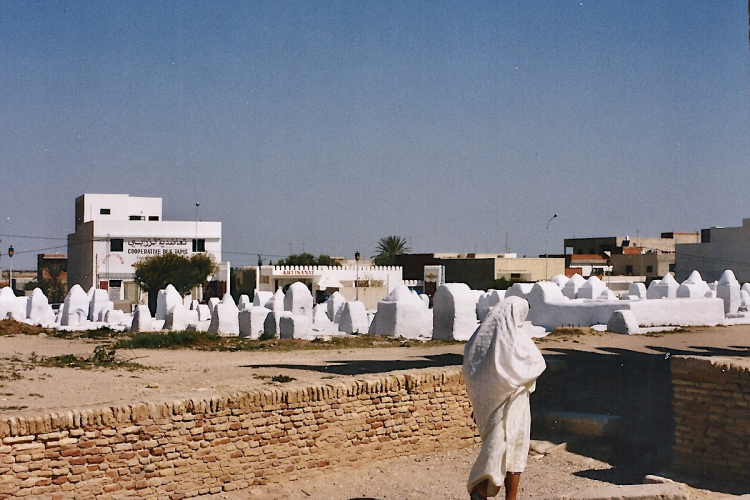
xmin=0 ymin=321 xmax=748 ymax=499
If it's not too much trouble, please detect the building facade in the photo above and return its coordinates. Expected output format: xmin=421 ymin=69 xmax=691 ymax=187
xmin=567 ymin=254 xmax=611 ymax=277
xmin=610 ymin=251 xmax=673 ymax=281
xmin=255 ymin=265 xmax=403 ymax=310
xmin=565 ymin=232 xmax=698 ymax=282
xmin=395 ymin=253 xmax=565 ymax=291
xmin=675 ymin=218 xmax=750 ymax=282
xmin=564 ymin=233 xmax=699 ymax=256
xmin=67 ymin=194 xmax=225 ymax=307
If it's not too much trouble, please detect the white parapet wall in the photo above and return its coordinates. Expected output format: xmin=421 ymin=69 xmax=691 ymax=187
xmin=258 ymin=266 xmax=402 ymax=292
xmin=626 ymin=298 xmax=725 ymax=328
xmin=522 ymin=279 xmax=728 ymax=331
xmin=528 ymin=299 xmax=632 ymax=330
xmin=527 ymin=292 xmax=725 ymax=330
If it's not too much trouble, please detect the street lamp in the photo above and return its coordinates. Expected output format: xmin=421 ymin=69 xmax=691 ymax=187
xmin=194 ymin=202 xmax=200 ymax=251
xmin=354 ymin=251 xmax=360 ymax=301
xmin=7 ymin=246 xmax=14 ymax=294
xmin=545 ymin=213 xmax=558 ymax=281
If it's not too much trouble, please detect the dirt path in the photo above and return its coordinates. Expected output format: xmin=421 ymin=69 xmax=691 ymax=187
xmin=0 ymin=325 xmax=748 ymax=417
xmin=198 ymin=444 xmax=738 ymax=500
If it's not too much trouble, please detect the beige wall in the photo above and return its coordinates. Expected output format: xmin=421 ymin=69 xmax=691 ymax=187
xmin=337 ymin=286 xmax=389 ymax=310
xmin=495 ymin=257 xmax=565 ymax=281
xmin=611 ymin=253 xmax=673 ymax=279
xmin=671 ymin=356 xmax=750 ymax=483
xmin=0 ymin=368 xmax=477 ymax=499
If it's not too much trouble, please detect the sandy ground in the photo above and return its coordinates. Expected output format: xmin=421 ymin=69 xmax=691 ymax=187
xmin=201 ymin=445 xmax=741 ymax=500
xmin=0 ymin=325 xmax=748 ymax=499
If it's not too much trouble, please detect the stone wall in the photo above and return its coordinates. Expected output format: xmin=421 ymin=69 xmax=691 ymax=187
xmin=671 ymin=355 xmax=750 ymax=482
xmin=0 ymin=368 xmax=478 ymax=499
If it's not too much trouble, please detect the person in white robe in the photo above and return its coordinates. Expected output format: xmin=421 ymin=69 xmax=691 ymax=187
xmin=462 ymin=296 xmax=546 ymax=500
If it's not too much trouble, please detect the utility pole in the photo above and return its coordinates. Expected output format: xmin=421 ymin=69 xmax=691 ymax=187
xmin=545 ymin=213 xmax=559 ymax=281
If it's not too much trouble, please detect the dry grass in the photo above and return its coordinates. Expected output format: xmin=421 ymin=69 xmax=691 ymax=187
xmin=0 ymin=319 xmax=48 ymax=336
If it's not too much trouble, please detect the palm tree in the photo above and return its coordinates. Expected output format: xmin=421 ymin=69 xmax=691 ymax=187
xmin=373 ymin=236 xmax=411 ymax=266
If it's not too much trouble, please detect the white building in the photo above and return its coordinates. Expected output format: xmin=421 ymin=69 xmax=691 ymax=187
xmin=256 ymin=265 xmax=403 ymax=310
xmin=67 ymin=194 xmax=226 ymax=307
xmin=675 ymin=218 xmax=750 ymax=282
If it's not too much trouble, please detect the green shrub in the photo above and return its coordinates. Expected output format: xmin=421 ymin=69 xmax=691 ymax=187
xmin=117 ymin=330 xmax=221 ymax=349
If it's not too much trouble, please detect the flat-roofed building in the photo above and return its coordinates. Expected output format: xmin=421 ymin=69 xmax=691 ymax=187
xmin=565 ymin=232 xmax=698 ymax=283
xmin=675 ymin=218 xmax=750 ymax=282
xmin=67 ymin=194 xmax=226 ymax=307
xmin=255 ymin=264 xmax=402 ymax=310
xmin=567 ymin=254 xmax=611 ymax=277
xmin=395 ymin=253 xmax=565 ymax=292
xmin=564 ymin=233 xmax=698 ymax=256
xmin=36 ymin=253 xmax=67 ymax=282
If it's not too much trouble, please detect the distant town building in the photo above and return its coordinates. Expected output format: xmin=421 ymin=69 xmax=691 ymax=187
xmin=564 ymin=233 xmax=699 ymax=256
xmin=567 ymin=254 xmax=611 ymax=277
xmin=675 ymin=218 xmax=750 ymax=282
xmin=37 ymin=254 xmax=67 ymax=282
xmin=36 ymin=254 xmax=68 ymax=301
xmin=67 ymin=194 xmax=227 ymax=308
xmin=564 ymin=232 xmax=699 ymax=282
xmin=395 ymin=253 xmax=565 ymax=292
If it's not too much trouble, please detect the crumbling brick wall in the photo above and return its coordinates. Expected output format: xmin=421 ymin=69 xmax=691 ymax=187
xmin=671 ymin=355 xmax=750 ymax=482
xmin=0 ymin=368 xmax=478 ymax=499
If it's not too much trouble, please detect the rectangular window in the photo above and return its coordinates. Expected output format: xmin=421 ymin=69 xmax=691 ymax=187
xmin=646 ymin=265 xmax=653 ymax=273
xmin=625 ymin=265 xmax=634 ymax=275
xmin=110 ymin=239 xmax=124 ymax=252
xmin=99 ymin=208 xmax=111 ymax=215
xmin=148 ymin=216 xmax=159 ymax=221
xmin=109 ymin=280 xmax=122 ymax=288
xmin=129 ymin=215 xmax=145 ymax=221
xmin=192 ymin=239 xmax=206 ymax=252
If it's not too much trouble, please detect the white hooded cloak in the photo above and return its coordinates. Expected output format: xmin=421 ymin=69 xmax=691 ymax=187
xmin=462 ymin=296 xmax=546 ymax=496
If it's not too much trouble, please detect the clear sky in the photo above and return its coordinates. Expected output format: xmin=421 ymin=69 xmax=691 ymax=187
xmin=1 ymin=1 xmax=748 ymax=270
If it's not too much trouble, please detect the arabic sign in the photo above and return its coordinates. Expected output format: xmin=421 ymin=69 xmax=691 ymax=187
xmin=126 ymin=238 xmax=190 ymax=256
xmin=127 ymin=238 xmax=188 ymax=247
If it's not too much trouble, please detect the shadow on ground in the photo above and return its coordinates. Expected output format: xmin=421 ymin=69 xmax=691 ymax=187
xmin=533 ymin=343 xmax=750 ymax=495
xmin=245 ymin=341 xmax=750 ymax=495
xmin=241 ymin=353 xmax=463 ymax=375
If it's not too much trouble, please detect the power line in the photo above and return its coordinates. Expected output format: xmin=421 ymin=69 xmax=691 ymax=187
xmin=0 ymin=233 xmax=67 ymax=241
xmin=11 ymin=244 xmax=68 ymax=256
xmin=223 ymin=250 xmax=288 ymax=258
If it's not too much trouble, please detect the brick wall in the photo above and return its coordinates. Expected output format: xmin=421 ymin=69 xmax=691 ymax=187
xmin=671 ymin=355 xmax=750 ymax=482
xmin=0 ymin=368 xmax=478 ymax=499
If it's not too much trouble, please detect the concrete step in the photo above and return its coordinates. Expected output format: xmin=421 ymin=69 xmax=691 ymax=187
xmin=530 ymin=438 xmax=569 ymax=456
xmin=545 ymin=358 xmax=567 ymax=373
xmin=537 ymin=411 xmax=621 ymax=438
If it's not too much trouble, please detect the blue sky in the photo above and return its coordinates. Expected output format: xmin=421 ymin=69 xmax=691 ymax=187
xmin=1 ymin=1 xmax=748 ymax=269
